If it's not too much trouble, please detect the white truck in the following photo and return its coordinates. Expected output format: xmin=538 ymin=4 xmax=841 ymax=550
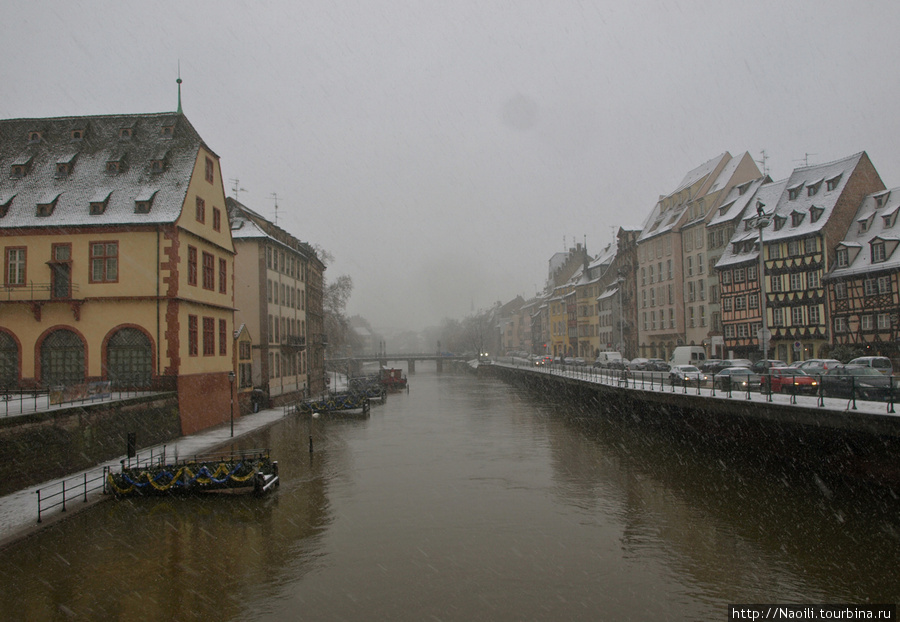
xmin=669 ymin=346 xmax=706 ymax=367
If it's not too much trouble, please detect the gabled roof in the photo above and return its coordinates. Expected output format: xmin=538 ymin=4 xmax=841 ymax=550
xmin=0 ymin=112 xmax=209 ymax=228
xmin=714 ymin=179 xmax=789 ymax=268
xmin=828 ymin=186 xmax=900 ymax=278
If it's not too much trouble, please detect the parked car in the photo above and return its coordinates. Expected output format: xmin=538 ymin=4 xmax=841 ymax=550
xmin=847 ymin=356 xmax=894 ymax=376
xmin=713 ymin=367 xmax=761 ymax=391
xmin=750 ymin=359 xmax=787 ymax=374
xmin=607 ymin=358 xmax=629 ymax=370
xmin=820 ymin=365 xmax=893 ymax=402
xmin=669 ymin=364 xmax=702 ymax=386
xmin=644 ymin=358 xmax=670 ymax=372
xmin=573 ymin=357 xmax=586 ymax=366
xmin=705 ymin=358 xmax=753 ymax=375
xmin=761 ymin=367 xmax=819 ymax=394
xmin=627 ymin=358 xmax=649 ymax=370
xmin=700 ymin=359 xmax=723 ymax=373
xmin=793 ymin=359 xmax=842 ymax=376
xmin=594 ymin=351 xmax=624 ymax=368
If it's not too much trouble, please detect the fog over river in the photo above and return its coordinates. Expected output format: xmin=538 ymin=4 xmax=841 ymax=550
xmin=1 ymin=366 xmax=898 ymax=620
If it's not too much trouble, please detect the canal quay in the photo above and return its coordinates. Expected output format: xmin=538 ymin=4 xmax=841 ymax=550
xmin=1 ymin=363 xmax=899 ymax=621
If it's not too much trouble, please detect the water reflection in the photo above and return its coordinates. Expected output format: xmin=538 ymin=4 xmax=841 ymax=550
xmin=1 ymin=367 xmax=898 ymax=621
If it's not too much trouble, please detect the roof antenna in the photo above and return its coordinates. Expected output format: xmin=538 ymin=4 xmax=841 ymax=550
xmin=176 ymin=61 xmax=183 ymax=114
xmin=271 ymin=192 xmax=279 ymax=225
xmin=755 ymin=149 xmax=768 ymax=176
xmin=230 ymin=178 xmax=247 ymax=200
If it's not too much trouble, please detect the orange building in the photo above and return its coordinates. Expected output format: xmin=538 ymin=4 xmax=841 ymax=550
xmin=0 ymin=112 xmax=236 ymax=434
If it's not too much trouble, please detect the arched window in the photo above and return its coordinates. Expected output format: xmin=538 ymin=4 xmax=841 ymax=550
xmin=0 ymin=332 xmax=18 ymax=389
xmin=41 ymin=329 xmax=85 ymax=387
xmin=106 ymin=328 xmax=152 ymax=388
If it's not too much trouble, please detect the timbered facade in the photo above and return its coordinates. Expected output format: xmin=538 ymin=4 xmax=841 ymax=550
xmin=826 ymin=188 xmax=900 ymax=358
xmin=716 ymin=152 xmax=885 ymax=363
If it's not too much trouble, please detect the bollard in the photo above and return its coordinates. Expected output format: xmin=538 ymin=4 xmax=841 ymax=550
xmin=309 ymin=435 xmax=314 ymax=453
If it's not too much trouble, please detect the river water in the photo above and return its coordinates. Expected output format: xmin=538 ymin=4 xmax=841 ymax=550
xmin=1 ymin=366 xmax=898 ymax=620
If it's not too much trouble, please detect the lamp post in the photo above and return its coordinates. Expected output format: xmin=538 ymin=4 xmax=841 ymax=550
xmin=754 ymin=201 xmax=771 ymax=363
xmin=228 ymin=370 xmax=236 ymax=438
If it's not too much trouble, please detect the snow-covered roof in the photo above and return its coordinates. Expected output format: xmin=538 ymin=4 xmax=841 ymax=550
xmin=707 ymin=177 xmax=768 ymax=228
xmin=828 ymin=187 xmax=900 ymax=279
xmin=0 ymin=113 xmax=208 ymax=228
xmin=716 ymin=152 xmax=869 ymax=269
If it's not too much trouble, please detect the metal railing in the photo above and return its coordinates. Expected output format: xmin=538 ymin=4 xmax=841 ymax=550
xmin=1 ymin=385 xmax=154 ymax=417
xmin=35 ymin=469 xmax=107 ymax=523
xmin=495 ymin=358 xmax=898 ymax=412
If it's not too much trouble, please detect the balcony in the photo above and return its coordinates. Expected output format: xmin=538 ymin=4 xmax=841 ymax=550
xmin=284 ymin=335 xmax=306 ymax=351
xmin=1 ymin=282 xmax=83 ymax=320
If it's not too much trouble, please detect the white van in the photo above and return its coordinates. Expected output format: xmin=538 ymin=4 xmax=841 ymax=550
xmin=593 ymin=351 xmax=623 ymax=368
xmin=848 ymin=356 xmax=893 ymax=376
xmin=669 ymin=346 xmax=707 ymax=367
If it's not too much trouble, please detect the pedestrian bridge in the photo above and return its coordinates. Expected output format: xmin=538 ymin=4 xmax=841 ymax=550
xmin=328 ymin=353 xmax=467 ymax=374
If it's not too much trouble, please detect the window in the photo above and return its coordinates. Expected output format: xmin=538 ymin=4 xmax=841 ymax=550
xmin=188 ymin=315 xmax=198 ymax=356
xmin=836 ymin=248 xmax=849 ymax=267
xmin=805 ymin=238 xmax=816 ymax=254
xmin=772 ymin=307 xmax=785 ymax=327
xmin=202 ymin=252 xmax=214 ymax=290
xmin=834 ymin=317 xmax=847 ymax=333
xmin=734 ymin=267 xmax=745 ymax=283
xmin=861 ymin=315 xmax=874 ymax=331
xmin=119 ymin=127 xmax=133 ymax=140
xmin=808 ymin=271 xmax=820 ymax=289
xmin=219 ymin=258 xmax=227 ymax=294
xmin=721 ymin=271 xmax=731 ymax=285
xmin=213 ymin=207 xmax=221 ymax=232
xmin=788 ymin=240 xmax=801 ymax=256
xmin=724 ymin=324 xmax=735 ymax=339
xmin=791 ymin=212 xmax=805 ymax=227
xmin=195 ymin=197 xmax=205 ymax=223
xmin=669 ymin=308 xmax=675 ymax=329
xmin=686 ymin=257 xmax=693 ymax=277
xmin=790 ymin=273 xmax=803 ymax=290
xmin=699 ymin=279 xmax=705 ymax=300
xmin=687 ymin=282 xmax=694 ymax=302
xmin=736 ymin=295 xmax=746 ymax=311
xmin=791 ymin=306 xmax=804 ymax=325
xmin=834 ymin=282 xmax=847 ymax=299
xmin=747 ymin=265 xmax=757 ymax=281
xmin=878 ymin=275 xmax=891 ymax=294
xmin=826 ymin=174 xmax=842 ymax=191
xmin=219 ymin=319 xmax=227 ymax=356
xmin=650 ymin=287 xmax=656 ymax=307
xmin=205 ymin=157 xmax=215 ymax=184
xmin=774 ymin=216 xmax=786 ymax=231
xmin=872 ymin=241 xmax=886 ymax=263
xmin=700 ymin=305 xmax=706 ymax=326
xmin=770 ymin=274 xmax=783 ymax=292
xmin=649 ymin=265 xmax=655 ymax=284
xmin=203 ymin=317 xmax=215 ymax=356
xmin=641 ymin=268 xmax=646 ymax=286
xmin=90 ymin=242 xmax=118 ymax=282
xmin=749 ymin=293 xmax=758 ymax=310
xmin=808 ymin=305 xmax=820 ymax=325
xmin=723 ymin=297 xmax=733 ymax=312
xmin=737 ymin=324 xmax=748 ymax=339
xmin=878 ymin=313 xmax=891 ymax=330
xmin=864 ymin=278 xmax=877 ymax=297
xmin=188 ymin=246 xmax=198 ymax=286
xmin=5 ymin=248 xmax=25 ymax=286
xmin=667 ymin=260 xmax=672 ymax=280
xmin=651 ymin=310 xmax=657 ymax=330
xmin=788 ymin=187 xmax=801 ymax=200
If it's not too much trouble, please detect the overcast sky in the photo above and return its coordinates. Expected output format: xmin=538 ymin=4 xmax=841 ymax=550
xmin=3 ymin=1 xmax=900 ymax=332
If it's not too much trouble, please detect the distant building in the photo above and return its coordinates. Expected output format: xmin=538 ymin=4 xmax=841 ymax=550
xmin=227 ymin=197 xmax=326 ymax=408
xmin=0 ymin=112 xmax=235 ymax=434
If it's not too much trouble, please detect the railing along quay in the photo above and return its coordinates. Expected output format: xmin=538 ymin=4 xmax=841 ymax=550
xmin=492 ymin=357 xmax=899 ymax=416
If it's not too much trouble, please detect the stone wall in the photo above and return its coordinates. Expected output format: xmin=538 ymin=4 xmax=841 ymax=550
xmin=0 ymin=393 xmax=181 ymax=496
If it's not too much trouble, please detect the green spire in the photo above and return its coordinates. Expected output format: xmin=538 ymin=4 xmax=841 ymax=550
xmin=176 ymin=63 xmax=183 ymax=114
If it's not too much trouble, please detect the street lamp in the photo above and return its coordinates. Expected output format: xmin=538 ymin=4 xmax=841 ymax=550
xmin=753 ymin=201 xmax=771 ymax=363
xmin=228 ymin=370 xmax=236 ymax=437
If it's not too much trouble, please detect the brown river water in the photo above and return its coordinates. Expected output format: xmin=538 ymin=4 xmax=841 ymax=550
xmin=1 ymin=365 xmax=898 ymax=620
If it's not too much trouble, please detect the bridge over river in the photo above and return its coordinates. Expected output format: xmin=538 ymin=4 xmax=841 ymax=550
xmin=328 ymin=353 xmax=468 ymax=375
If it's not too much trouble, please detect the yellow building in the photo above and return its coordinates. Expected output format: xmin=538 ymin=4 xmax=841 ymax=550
xmin=0 ymin=112 xmax=235 ymax=434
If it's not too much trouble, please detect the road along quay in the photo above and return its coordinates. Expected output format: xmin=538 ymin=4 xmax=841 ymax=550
xmin=482 ymin=361 xmax=900 ymax=489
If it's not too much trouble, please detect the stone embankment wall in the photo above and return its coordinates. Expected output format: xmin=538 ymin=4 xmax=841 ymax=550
xmin=0 ymin=394 xmax=181 ymax=496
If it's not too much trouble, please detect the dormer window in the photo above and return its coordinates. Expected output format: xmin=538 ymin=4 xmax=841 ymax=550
xmin=55 ymin=153 xmax=77 ymax=179
xmin=883 ymin=211 xmax=898 ymax=229
xmin=874 ymin=191 xmax=890 ymax=208
xmin=737 ymin=181 xmax=751 ymax=196
xmin=806 ymin=178 xmax=823 ymax=196
xmin=36 ymin=192 xmax=61 ymax=217
xmin=872 ymin=241 xmax=886 ymax=263
xmin=11 ymin=154 xmax=33 ymax=178
xmin=0 ymin=194 xmax=14 ymax=218
xmin=773 ymin=215 xmax=786 ymax=231
xmin=809 ymin=205 xmax=824 ymax=223
xmin=119 ymin=127 xmax=133 ymax=140
xmin=836 ymin=248 xmax=849 ymax=267
xmin=89 ymin=189 xmax=111 ymax=215
xmin=134 ymin=189 xmax=157 ymax=214
xmin=788 ymin=183 xmax=803 ymax=200
xmin=106 ymin=153 xmax=126 ymax=175
xmin=161 ymin=125 xmax=175 ymax=138
xmin=70 ymin=129 xmax=84 ymax=141
xmin=28 ymin=131 xmax=42 ymax=144
xmin=791 ymin=211 xmax=805 ymax=227
xmin=826 ymin=174 xmax=842 ymax=191
xmin=151 ymin=159 xmax=165 ymax=174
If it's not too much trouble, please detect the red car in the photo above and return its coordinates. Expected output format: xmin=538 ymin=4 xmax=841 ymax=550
xmin=762 ymin=367 xmax=819 ymax=394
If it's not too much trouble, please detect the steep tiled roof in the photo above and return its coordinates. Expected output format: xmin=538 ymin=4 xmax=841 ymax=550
xmin=0 ymin=113 xmax=207 ymax=228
